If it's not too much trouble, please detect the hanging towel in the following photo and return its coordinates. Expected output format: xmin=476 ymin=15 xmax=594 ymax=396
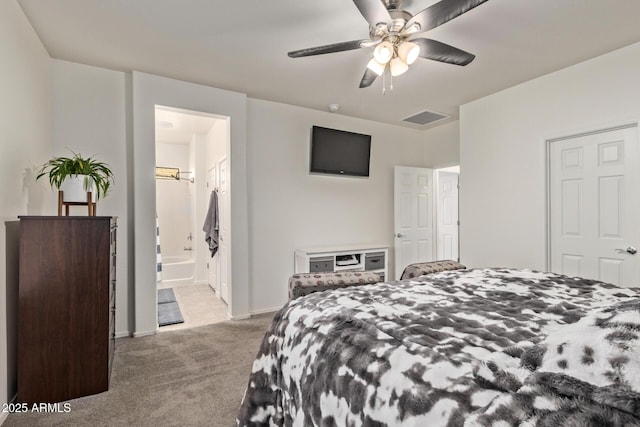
xmin=203 ymin=190 xmax=219 ymax=257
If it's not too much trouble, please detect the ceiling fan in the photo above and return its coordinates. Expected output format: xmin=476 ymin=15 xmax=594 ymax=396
xmin=288 ymin=0 xmax=488 ymax=88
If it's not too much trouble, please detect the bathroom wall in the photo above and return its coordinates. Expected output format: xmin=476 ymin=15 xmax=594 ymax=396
xmin=156 ymin=142 xmax=192 ymax=259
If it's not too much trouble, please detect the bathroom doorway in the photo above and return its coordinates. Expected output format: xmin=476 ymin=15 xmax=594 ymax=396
xmin=154 ymin=105 xmax=231 ymax=331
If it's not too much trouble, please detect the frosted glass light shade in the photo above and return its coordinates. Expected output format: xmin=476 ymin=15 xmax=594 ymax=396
xmin=390 ymin=57 xmax=408 ymax=76
xmin=373 ymin=41 xmax=393 ymax=64
xmin=398 ymin=42 xmax=420 ymax=65
xmin=366 ymin=58 xmax=386 ymax=76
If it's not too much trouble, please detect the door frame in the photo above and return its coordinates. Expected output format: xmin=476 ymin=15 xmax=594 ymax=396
xmin=132 ymin=72 xmax=250 ymax=337
xmin=544 ymin=121 xmax=640 ymax=271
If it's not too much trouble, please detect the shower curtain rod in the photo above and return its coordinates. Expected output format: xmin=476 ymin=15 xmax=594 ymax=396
xmin=155 ymin=167 xmax=194 ymax=183
xmin=155 ymin=175 xmax=194 ymax=183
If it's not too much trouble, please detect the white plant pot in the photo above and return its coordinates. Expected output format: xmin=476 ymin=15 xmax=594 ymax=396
xmin=60 ymin=175 xmax=97 ymax=203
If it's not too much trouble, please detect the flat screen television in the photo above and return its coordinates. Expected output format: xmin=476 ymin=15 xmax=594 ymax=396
xmin=310 ymin=126 xmax=371 ymax=177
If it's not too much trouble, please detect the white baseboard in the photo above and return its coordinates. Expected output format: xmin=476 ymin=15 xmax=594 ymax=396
xmin=0 ymin=393 xmax=17 ymax=426
xmin=227 ymin=307 xmax=280 ymax=320
xmin=250 ymin=307 xmax=281 ymax=316
xmin=114 ymin=331 xmax=131 ymax=339
xmin=227 ymin=313 xmax=250 ymax=321
xmin=132 ymin=329 xmax=157 ymax=338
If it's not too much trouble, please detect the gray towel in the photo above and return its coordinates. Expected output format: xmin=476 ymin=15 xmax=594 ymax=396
xmin=202 ymin=190 xmax=219 ymax=257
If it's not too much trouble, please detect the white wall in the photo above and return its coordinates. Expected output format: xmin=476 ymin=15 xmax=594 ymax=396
xmin=156 ymin=142 xmax=191 ymax=259
xmin=247 ymin=99 xmax=427 ymax=312
xmin=0 ymin=0 xmax=52 ymax=415
xmin=132 ymin=72 xmax=248 ymax=333
xmin=192 ymin=132 xmax=210 ymax=284
xmin=207 ymin=120 xmax=229 ymax=171
xmin=459 ymin=41 xmax=640 ymax=269
xmin=38 ymin=61 xmax=457 ymax=338
xmin=51 ymin=59 xmax=131 ymax=336
xmin=423 ymin=121 xmax=460 ymax=168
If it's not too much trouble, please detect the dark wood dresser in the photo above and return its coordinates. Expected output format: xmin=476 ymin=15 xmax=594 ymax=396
xmin=18 ymin=216 xmax=117 ymax=404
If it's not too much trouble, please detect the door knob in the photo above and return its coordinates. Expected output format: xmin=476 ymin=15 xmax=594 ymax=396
xmin=615 ymin=246 xmax=637 ymax=255
xmin=395 ymin=233 xmax=404 ymax=238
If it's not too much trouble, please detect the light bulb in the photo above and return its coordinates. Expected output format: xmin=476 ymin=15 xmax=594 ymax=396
xmin=398 ymin=41 xmax=420 ymax=65
xmin=366 ymin=58 xmax=386 ymax=76
xmin=390 ymin=57 xmax=408 ymax=76
xmin=373 ymin=41 xmax=393 ymax=64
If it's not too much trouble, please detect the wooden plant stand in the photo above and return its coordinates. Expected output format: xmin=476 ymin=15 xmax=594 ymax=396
xmin=58 ymin=190 xmax=96 ymax=216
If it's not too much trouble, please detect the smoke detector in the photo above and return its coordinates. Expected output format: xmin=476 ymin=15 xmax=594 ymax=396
xmin=328 ymin=104 xmax=340 ymax=113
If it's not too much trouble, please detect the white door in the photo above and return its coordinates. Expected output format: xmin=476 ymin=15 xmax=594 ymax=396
xmin=207 ymin=166 xmax=218 ymax=294
xmin=394 ymin=166 xmax=434 ymax=279
xmin=549 ymin=126 xmax=640 ymax=287
xmin=218 ymin=157 xmax=230 ymax=303
xmin=436 ymin=171 xmax=459 ymax=261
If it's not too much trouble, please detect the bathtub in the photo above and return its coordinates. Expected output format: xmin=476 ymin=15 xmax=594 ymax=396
xmin=160 ymin=255 xmax=195 ymax=283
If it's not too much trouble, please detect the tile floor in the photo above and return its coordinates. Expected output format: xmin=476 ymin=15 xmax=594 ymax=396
xmin=157 ymin=282 xmax=229 ymax=332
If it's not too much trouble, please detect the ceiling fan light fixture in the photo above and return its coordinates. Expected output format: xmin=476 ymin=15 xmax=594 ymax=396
xmin=366 ymin=58 xmax=386 ymax=76
xmin=390 ymin=57 xmax=408 ymax=76
xmin=373 ymin=41 xmax=394 ymax=64
xmin=398 ymin=41 xmax=420 ymax=65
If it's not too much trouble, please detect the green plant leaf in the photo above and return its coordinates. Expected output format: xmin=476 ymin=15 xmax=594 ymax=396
xmin=36 ymin=150 xmax=114 ymax=199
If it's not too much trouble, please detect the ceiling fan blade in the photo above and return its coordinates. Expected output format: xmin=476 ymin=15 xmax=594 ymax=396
xmin=413 ymin=38 xmax=475 ymax=66
xmin=359 ymin=68 xmax=379 ymax=88
xmin=353 ymin=0 xmax=392 ymax=27
xmin=288 ymin=40 xmax=369 ymax=58
xmin=406 ymin=0 xmax=488 ymax=33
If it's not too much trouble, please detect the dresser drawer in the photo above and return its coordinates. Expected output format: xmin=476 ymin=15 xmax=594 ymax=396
xmin=365 ymin=253 xmax=385 ymax=271
xmin=309 ymin=257 xmax=334 ymax=273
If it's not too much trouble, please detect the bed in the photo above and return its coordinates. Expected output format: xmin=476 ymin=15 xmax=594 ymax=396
xmin=237 ymin=268 xmax=640 ymax=426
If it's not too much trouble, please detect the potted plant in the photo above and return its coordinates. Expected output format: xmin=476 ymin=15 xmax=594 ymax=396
xmin=37 ymin=151 xmax=114 ymax=203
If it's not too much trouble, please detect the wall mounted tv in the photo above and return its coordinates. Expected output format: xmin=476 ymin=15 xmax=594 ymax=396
xmin=310 ymin=126 xmax=371 ymax=177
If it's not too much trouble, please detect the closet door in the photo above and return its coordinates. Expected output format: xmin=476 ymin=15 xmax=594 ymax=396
xmin=549 ymin=126 xmax=640 ymax=286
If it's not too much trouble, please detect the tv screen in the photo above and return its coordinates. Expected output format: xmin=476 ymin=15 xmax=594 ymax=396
xmin=310 ymin=126 xmax=371 ymax=177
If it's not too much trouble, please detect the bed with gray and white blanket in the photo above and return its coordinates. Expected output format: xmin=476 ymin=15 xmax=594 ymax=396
xmin=237 ymin=268 xmax=640 ymax=426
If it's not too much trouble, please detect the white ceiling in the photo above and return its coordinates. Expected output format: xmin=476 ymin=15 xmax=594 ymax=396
xmin=155 ymin=107 xmax=217 ymax=144
xmin=17 ymin=0 xmax=640 ymax=128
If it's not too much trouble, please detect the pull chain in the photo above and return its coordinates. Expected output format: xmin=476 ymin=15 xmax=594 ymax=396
xmin=381 ymin=66 xmax=395 ymax=94
xmin=382 ymin=70 xmax=386 ymax=95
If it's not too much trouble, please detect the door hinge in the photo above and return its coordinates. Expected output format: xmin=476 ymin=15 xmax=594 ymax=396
xmin=206 ymin=263 xmax=209 ymax=270
xmin=457 ymin=184 xmax=460 ymax=189
xmin=457 ymin=220 xmax=460 ymax=226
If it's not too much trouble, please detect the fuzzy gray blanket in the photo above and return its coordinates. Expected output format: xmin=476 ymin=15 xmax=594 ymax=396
xmin=237 ymin=268 xmax=640 ymax=426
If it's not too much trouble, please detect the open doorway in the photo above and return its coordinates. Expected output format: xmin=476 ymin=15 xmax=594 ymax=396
xmin=154 ymin=105 xmax=231 ymax=331
xmin=435 ymin=166 xmax=460 ymax=262
xmin=393 ymin=165 xmax=460 ymax=279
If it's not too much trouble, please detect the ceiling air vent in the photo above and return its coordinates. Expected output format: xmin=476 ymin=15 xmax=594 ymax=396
xmin=402 ymin=110 xmax=449 ymax=126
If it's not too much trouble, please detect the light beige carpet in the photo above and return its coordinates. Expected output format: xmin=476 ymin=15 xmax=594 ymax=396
xmin=4 ymin=313 xmax=274 ymax=427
